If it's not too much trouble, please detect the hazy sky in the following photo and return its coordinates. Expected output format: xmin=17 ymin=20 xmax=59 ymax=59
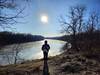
xmin=13 ymin=0 xmax=100 ymax=37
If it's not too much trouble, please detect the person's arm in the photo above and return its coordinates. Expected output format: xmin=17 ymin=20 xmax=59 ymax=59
xmin=48 ymin=44 xmax=50 ymax=50
xmin=42 ymin=45 xmax=44 ymax=51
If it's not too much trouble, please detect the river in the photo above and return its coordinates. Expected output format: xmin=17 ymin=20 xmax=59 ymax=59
xmin=0 ymin=39 xmax=66 ymax=65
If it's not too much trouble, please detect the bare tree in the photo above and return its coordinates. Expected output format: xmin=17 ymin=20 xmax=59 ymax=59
xmin=83 ymin=12 xmax=100 ymax=52
xmin=0 ymin=0 xmax=29 ymax=30
xmin=11 ymin=44 xmax=24 ymax=64
xmin=60 ymin=5 xmax=86 ymax=51
xmin=1 ymin=51 xmax=12 ymax=64
xmin=86 ymin=12 xmax=100 ymax=32
xmin=0 ymin=44 xmax=24 ymax=65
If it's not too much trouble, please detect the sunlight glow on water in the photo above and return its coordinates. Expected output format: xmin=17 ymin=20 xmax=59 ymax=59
xmin=19 ymin=39 xmax=66 ymax=59
xmin=0 ymin=39 xmax=66 ymax=65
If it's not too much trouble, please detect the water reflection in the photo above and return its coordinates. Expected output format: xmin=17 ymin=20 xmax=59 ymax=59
xmin=0 ymin=39 xmax=66 ymax=65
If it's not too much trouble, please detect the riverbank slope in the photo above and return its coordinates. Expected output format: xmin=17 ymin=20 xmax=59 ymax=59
xmin=0 ymin=50 xmax=100 ymax=75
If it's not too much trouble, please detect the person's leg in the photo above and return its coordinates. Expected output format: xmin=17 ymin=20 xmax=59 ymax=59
xmin=44 ymin=52 xmax=48 ymax=60
xmin=46 ymin=52 xmax=48 ymax=60
xmin=44 ymin=52 xmax=47 ymax=60
xmin=47 ymin=52 xmax=48 ymax=60
xmin=43 ymin=52 xmax=45 ymax=59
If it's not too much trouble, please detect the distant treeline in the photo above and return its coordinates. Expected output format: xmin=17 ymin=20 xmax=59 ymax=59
xmin=60 ymin=30 xmax=100 ymax=42
xmin=0 ymin=31 xmax=44 ymax=47
xmin=52 ymin=30 xmax=100 ymax=43
xmin=45 ymin=35 xmax=71 ymax=41
xmin=62 ymin=30 xmax=100 ymax=57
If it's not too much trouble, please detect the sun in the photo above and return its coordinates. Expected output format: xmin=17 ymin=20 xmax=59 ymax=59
xmin=41 ymin=15 xmax=48 ymax=23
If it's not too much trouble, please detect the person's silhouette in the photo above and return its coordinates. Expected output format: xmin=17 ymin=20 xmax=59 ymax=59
xmin=42 ymin=40 xmax=50 ymax=60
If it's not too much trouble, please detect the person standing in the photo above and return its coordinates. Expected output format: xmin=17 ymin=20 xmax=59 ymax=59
xmin=42 ymin=40 xmax=50 ymax=60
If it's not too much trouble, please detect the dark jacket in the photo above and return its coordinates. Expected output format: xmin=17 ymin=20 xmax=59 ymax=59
xmin=42 ymin=44 xmax=50 ymax=52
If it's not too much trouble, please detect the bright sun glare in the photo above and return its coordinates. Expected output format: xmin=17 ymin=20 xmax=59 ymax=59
xmin=41 ymin=15 xmax=48 ymax=23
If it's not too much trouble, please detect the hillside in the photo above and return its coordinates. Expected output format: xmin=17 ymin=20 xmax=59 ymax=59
xmin=0 ymin=31 xmax=44 ymax=47
xmin=45 ymin=35 xmax=71 ymax=41
xmin=0 ymin=50 xmax=100 ymax=75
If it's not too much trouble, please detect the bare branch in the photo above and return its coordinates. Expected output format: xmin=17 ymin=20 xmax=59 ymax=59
xmin=0 ymin=0 xmax=29 ymax=30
